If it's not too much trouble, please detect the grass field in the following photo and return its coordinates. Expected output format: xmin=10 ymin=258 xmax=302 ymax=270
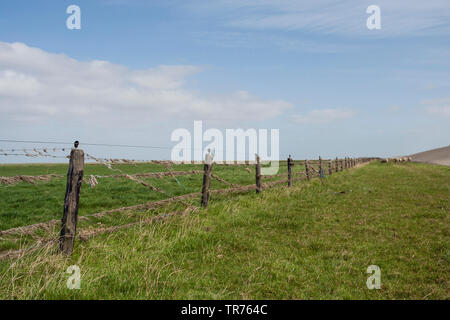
xmin=0 ymin=161 xmax=448 ymax=299
xmin=0 ymin=161 xmax=288 ymax=231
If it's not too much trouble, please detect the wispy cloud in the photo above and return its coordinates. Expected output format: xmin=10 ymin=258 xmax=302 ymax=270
xmin=386 ymin=105 xmax=402 ymax=113
xmin=183 ymin=0 xmax=450 ymax=37
xmin=292 ymin=108 xmax=356 ymax=124
xmin=189 ymin=31 xmax=360 ymax=53
xmin=0 ymin=42 xmax=292 ymax=125
xmin=422 ymin=98 xmax=450 ymax=117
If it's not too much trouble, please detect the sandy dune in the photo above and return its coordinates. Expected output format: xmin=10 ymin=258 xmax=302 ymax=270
xmin=409 ymin=145 xmax=450 ymax=166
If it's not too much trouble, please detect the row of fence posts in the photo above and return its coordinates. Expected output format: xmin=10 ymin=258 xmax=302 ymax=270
xmin=201 ymin=155 xmax=370 ymax=207
xmin=59 ymin=141 xmax=371 ymax=256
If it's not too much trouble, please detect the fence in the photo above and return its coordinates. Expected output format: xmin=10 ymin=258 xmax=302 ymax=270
xmin=0 ymin=142 xmax=375 ymax=258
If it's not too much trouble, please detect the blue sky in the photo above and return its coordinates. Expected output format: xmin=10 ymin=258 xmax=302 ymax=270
xmin=0 ymin=0 xmax=449 ymax=162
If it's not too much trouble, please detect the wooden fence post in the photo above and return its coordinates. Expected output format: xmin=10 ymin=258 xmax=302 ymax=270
xmin=340 ymin=159 xmax=344 ymax=171
xmin=335 ymin=157 xmax=339 ymax=173
xmin=305 ymin=160 xmax=310 ymax=180
xmin=318 ymin=156 xmax=322 ymax=179
xmin=60 ymin=144 xmax=84 ymax=255
xmin=287 ymin=155 xmax=293 ymax=187
xmin=328 ymin=160 xmax=332 ymax=176
xmin=201 ymin=162 xmax=212 ymax=207
xmin=255 ymin=154 xmax=262 ymax=193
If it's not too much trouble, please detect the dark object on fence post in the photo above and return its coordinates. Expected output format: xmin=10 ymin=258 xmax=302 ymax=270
xmin=201 ymin=163 xmax=212 ymax=207
xmin=318 ymin=156 xmax=323 ymax=179
xmin=255 ymin=154 xmax=262 ymax=193
xmin=335 ymin=157 xmax=339 ymax=173
xmin=305 ymin=160 xmax=310 ymax=180
xmin=328 ymin=160 xmax=332 ymax=176
xmin=60 ymin=146 xmax=84 ymax=255
xmin=287 ymin=155 xmax=293 ymax=187
xmin=340 ymin=159 xmax=344 ymax=171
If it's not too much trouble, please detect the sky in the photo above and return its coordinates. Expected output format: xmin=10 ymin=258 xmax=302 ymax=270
xmin=0 ymin=0 xmax=449 ymax=163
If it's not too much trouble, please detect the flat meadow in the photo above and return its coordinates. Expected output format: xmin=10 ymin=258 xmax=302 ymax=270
xmin=0 ymin=160 xmax=448 ymax=299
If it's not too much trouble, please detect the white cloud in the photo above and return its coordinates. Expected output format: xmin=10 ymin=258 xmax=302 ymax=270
xmin=292 ymin=108 xmax=355 ymax=124
xmin=426 ymin=106 xmax=450 ymax=116
xmin=0 ymin=42 xmax=292 ymax=124
xmin=422 ymin=98 xmax=450 ymax=117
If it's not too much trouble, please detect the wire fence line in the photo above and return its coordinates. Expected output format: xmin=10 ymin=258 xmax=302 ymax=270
xmin=0 ymin=141 xmax=375 ymax=259
xmin=0 ymin=139 xmax=265 ymax=160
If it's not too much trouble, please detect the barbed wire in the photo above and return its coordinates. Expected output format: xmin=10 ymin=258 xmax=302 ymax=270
xmin=0 ymin=139 xmax=254 ymax=157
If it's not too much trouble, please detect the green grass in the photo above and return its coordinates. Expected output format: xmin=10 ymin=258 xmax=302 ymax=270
xmin=0 ymin=161 xmax=448 ymax=299
xmin=0 ymin=162 xmax=286 ymax=231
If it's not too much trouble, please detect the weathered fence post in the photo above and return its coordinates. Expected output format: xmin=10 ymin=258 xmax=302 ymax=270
xmin=335 ymin=157 xmax=339 ymax=173
xmin=201 ymin=162 xmax=212 ymax=207
xmin=60 ymin=142 xmax=84 ymax=255
xmin=318 ymin=156 xmax=323 ymax=179
xmin=255 ymin=154 xmax=262 ymax=193
xmin=305 ymin=160 xmax=310 ymax=180
xmin=287 ymin=155 xmax=293 ymax=187
xmin=328 ymin=160 xmax=332 ymax=176
xmin=340 ymin=159 xmax=344 ymax=171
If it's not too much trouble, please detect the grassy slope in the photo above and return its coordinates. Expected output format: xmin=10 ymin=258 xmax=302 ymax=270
xmin=0 ymin=162 xmax=448 ymax=299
